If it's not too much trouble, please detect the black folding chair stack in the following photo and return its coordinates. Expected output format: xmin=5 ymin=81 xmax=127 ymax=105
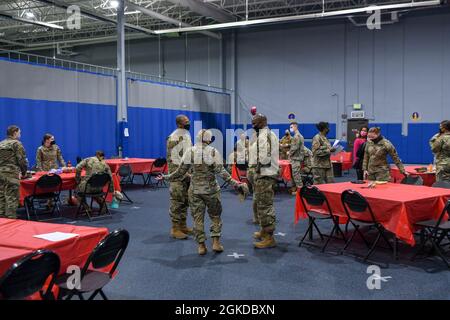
xmin=118 ymin=165 xmax=133 ymax=203
xmin=0 ymin=250 xmax=60 ymax=300
xmin=341 ymin=190 xmax=395 ymax=261
xmin=24 ymin=174 xmax=62 ymax=221
xmin=145 ymin=158 xmax=168 ymax=187
xmin=401 ymin=175 xmax=424 ymax=185
xmin=412 ymin=200 xmax=450 ymax=268
xmin=298 ymin=185 xmax=346 ymax=252
xmin=56 ymin=229 xmax=130 ymax=300
xmin=76 ymin=172 xmax=112 ymax=221
xmin=432 ymin=181 xmax=450 ymax=189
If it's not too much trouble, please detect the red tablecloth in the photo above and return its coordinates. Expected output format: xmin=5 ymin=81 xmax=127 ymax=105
xmin=278 ymin=160 xmax=292 ymax=182
xmin=331 ymin=152 xmax=353 ymax=171
xmin=295 ymin=182 xmax=450 ymax=246
xmin=390 ymin=165 xmax=436 ymax=187
xmin=0 ymin=218 xmax=108 ymax=277
xmin=19 ymin=171 xmax=121 ymax=205
xmin=106 ymin=158 xmax=156 ymax=174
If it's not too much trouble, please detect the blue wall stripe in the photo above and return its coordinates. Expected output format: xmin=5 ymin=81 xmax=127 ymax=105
xmin=0 ymin=97 xmax=116 ymax=166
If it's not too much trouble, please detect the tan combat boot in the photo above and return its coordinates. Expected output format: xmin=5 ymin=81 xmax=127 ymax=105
xmin=254 ymin=232 xmax=276 ymax=249
xmin=212 ymin=237 xmax=224 ymax=253
xmin=198 ymin=242 xmax=207 ymax=255
xmin=170 ymin=224 xmax=188 ymax=240
xmin=179 ymin=222 xmax=193 ymax=235
xmin=253 ymin=229 xmax=265 ymax=240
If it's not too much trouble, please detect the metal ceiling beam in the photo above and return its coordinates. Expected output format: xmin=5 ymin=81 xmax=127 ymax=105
xmin=36 ymin=0 xmax=156 ymax=35
xmin=154 ymin=0 xmax=442 ymax=33
xmin=125 ymin=1 xmax=222 ymax=39
xmin=166 ymin=0 xmax=235 ymax=22
xmin=0 ymin=10 xmax=64 ymax=29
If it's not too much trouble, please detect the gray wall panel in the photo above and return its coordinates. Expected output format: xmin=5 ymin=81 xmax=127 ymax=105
xmin=0 ymin=60 xmax=116 ymax=106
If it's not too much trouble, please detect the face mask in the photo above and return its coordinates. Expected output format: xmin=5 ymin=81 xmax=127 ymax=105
xmin=183 ymin=124 xmax=190 ymax=131
xmin=252 ymin=125 xmax=260 ymax=132
xmin=50 ymin=140 xmax=56 ymax=145
xmin=360 ymin=131 xmax=367 ymax=137
xmin=290 ymin=128 xmax=295 ymax=134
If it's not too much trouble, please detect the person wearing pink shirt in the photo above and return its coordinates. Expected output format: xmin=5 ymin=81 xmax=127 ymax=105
xmin=352 ymin=126 xmax=368 ymax=180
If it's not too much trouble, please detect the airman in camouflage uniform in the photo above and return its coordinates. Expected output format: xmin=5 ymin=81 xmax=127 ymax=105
xmin=167 ymin=115 xmax=193 ymax=240
xmin=0 ymin=126 xmax=28 ymax=219
xmin=235 ymin=133 xmax=249 ymax=165
xmin=247 ymin=131 xmax=258 ymax=224
xmin=35 ymin=134 xmax=65 ymax=171
xmin=430 ymin=120 xmax=450 ymax=182
xmin=363 ymin=127 xmax=406 ymax=181
xmin=312 ymin=122 xmax=335 ymax=184
xmin=163 ymin=129 xmax=247 ymax=255
xmin=302 ymin=146 xmax=313 ymax=174
xmin=279 ymin=130 xmax=291 ymax=160
xmin=288 ymin=122 xmax=304 ymax=194
xmin=75 ymin=151 xmax=114 ymax=212
xmin=249 ymin=113 xmax=280 ymax=249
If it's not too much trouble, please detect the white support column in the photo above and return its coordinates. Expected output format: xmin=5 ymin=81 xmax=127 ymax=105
xmin=117 ymin=0 xmax=127 ymax=123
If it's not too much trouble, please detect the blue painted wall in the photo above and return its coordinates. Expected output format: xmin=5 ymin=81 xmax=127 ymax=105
xmin=127 ymin=106 xmax=231 ymax=158
xmin=0 ymin=97 xmax=116 ymax=166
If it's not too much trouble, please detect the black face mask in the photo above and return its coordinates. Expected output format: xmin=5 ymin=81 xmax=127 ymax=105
xmin=184 ymin=124 xmax=190 ymax=131
xmin=50 ymin=141 xmax=56 ymax=146
xmin=252 ymin=125 xmax=260 ymax=133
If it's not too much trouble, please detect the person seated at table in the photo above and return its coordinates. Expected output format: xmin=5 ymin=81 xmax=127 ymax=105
xmin=35 ymin=133 xmax=65 ymax=172
xmin=0 ymin=125 xmax=28 ymax=219
xmin=312 ymin=122 xmax=336 ymax=184
xmin=352 ymin=126 xmax=368 ymax=180
xmin=429 ymin=120 xmax=450 ymax=182
xmin=279 ymin=130 xmax=291 ymax=160
xmin=363 ymin=127 xmax=406 ymax=181
xmin=75 ymin=150 xmax=116 ymax=213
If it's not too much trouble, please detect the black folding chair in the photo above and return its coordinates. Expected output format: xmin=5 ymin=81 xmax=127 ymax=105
xmin=76 ymin=173 xmax=112 ymax=221
xmin=341 ymin=190 xmax=395 ymax=261
xmin=301 ymin=173 xmax=314 ymax=186
xmin=412 ymin=200 xmax=450 ymax=268
xmin=24 ymin=174 xmax=62 ymax=221
xmin=118 ymin=165 xmax=133 ymax=203
xmin=432 ymin=181 xmax=450 ymax=189
xmin=145 ymin=158 xmax=168 ymax=187
xmin=0 ymin=250 xmax=60 ymax=300
xmin=401 ymin=175 xmax=424 ymax=185
xmin=299 ymin=185 xmax=346 ymax=252
xmin=56 ymin=229 xmax=130 ymax=300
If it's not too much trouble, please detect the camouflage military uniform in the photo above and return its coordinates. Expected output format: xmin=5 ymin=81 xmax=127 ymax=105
xmin=311 ymin=133 xmax=335 ymax=184
xmin=35 ymin=144 xmax=65 ymax=171
xmin=279 ymin=135 xmax=291 ymax=160
xmin=165 ymin=142 xmax=239 ymax=244
xmin=363 ymin=137 xmax=405 ymax=181
xmin=0 ymin=138 xmax=28 ymax=218
xmin=302 ymin=146 xmax=313 ymax=173
xmin=75 ymin=157 xmax=113 ymax=195
xmin=166 ymin=129 xmax=192 ymax=227
xmin=236 ymin=139 xmax=249 ymax=165
xmin=288 ymin=131 xmax=305 ymax=188
xmin=430 ymin=132 xmax=450 ymax=182
xmin=248 ymin=127 xmax=279 ymax=233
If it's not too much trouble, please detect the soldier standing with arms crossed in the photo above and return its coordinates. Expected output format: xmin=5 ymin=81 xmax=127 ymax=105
xmin=0 ymin=125 xmax=28 ymax=219
xmin=166 ymin=115 xmax=194 ymax=239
